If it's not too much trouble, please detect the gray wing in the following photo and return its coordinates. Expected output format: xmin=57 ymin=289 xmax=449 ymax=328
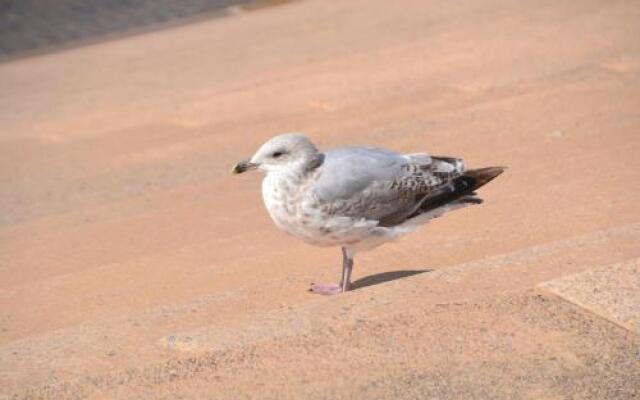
xmin=311 ymin=146 xmax=465 ymax=226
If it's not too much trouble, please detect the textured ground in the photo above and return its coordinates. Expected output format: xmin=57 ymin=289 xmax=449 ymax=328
xmin=1 ymin=0 xmax=639 ymax=398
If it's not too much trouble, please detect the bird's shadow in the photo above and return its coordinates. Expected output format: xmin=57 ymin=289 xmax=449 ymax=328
xmin=351 ymin=269 xmax=433 ymax=290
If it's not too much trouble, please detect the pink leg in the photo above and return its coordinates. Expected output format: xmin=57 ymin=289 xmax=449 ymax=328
xmin=309 ymin=247 xmax=354 ymax=295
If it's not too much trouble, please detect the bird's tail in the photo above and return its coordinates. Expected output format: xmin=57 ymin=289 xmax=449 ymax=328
xmin=461 ymin=166 xmax=505 ymax=192
xmin=388 ymin=166 xmax=505 ymax=229
xmin=420 ymin=166 xmax=505 ymax=213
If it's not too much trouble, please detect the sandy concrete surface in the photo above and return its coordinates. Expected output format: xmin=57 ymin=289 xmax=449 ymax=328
xmin=1 ymin=0 xmax=639 ymax=398
xmin=541 ymin=258 xmax=640 ymax=334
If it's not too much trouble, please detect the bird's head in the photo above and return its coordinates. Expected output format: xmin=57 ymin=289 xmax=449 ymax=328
xmin=232 ymin=133 xmax=323 ymax=175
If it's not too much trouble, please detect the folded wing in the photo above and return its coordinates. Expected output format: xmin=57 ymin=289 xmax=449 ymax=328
xmin=311 ymin=147 xmax=470 ymax=226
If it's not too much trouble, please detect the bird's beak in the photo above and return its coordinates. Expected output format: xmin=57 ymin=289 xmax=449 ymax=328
xmin=231 ymin=160 xmax=258 ymax=174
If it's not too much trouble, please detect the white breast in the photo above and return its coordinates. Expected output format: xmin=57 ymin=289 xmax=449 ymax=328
xmin=261 ymin=173 xmax=386 ymax=248
xmin=261 ymin=173 xmax=293 ymax=231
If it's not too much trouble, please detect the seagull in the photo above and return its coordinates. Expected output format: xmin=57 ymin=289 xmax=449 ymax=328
xmin=232 ymin=133 xmax=503 ymax=295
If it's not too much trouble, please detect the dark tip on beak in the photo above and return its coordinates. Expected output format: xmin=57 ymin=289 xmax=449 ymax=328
xmin=231 ymin=160 xmax=258 ymax=174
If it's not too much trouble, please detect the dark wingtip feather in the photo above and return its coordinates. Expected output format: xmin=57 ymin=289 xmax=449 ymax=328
xmin=417 ymin=166 xmax=504 ymax=215
xmin=464 ymin=166 xmax=506 ymax=189
xmin=383 ymin=165 xmax=505 ymax=226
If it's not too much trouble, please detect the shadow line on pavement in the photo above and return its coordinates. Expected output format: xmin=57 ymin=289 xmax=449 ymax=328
xmin=352 ymin=269 xmax=433 ymax=290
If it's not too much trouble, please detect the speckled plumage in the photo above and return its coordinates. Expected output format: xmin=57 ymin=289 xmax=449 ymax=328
xmin=258 ymin=137 xmax=470 ymax=251
xmin=233 ymin=133 xmax=503 ymax=294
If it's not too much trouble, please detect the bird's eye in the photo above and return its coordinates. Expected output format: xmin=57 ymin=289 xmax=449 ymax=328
xmin=272 ymin=151 xmax=284 ymax=158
